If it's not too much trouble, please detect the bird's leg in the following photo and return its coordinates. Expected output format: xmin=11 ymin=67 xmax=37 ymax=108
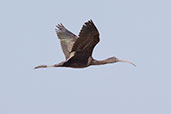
xmin=34 ymin=62 xmax=64 ymax=69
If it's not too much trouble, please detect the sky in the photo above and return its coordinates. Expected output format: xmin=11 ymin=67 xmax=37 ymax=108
xmin=0 ymin=0 xmax=171 ymax=114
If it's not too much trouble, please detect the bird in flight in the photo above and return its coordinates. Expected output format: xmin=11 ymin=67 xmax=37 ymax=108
xmin=35 ymin=20 xmax=135 ymax=69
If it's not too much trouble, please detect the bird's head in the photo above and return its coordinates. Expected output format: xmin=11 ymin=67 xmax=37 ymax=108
xmin=106 ymin=57 xmax=136 ymax=67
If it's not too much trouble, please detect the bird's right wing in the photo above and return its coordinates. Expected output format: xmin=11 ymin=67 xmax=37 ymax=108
xmin=71 ymin=20 xmax=100 ymax=57
xmin=63 ymin=20 xmax=100 ymax=66
xmin=56 ymin=24 xmax=77 ymax=59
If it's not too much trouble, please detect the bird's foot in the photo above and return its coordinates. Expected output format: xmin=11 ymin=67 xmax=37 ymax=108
xmin=34 ymin=65 xmax=47 ymax=69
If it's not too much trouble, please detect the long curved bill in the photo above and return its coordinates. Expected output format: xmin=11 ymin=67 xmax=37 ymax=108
xmin=117 ymin=59 xmax=136 ymax=67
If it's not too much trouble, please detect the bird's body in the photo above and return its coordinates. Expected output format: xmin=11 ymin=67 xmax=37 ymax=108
xmin=35 ymin=20 xmax=135 ymax=69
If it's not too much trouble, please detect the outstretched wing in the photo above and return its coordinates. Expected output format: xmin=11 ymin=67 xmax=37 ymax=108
xmin=56 ymin=24 xmax=77 ymax=59
xmin=65 ymin=20 xmax=100 ymax=66
xmin=71 ymin=20 xmax=99 ymax=56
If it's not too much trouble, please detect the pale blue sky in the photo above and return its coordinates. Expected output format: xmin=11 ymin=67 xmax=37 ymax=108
xmin=0 ymin=0 xmax=171 ymax=114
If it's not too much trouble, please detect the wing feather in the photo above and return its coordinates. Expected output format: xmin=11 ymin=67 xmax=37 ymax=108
xmin=65 ymin=20 xmax=100 ymax=65
xmin=56 ymin=24 xmax=77 ymax=59
xmin=71 ymin=20 xmax=100 ymax=56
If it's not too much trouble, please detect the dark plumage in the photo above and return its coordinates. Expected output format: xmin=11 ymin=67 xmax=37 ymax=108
xmin=35 ymin=20 xmax=135 ymax=69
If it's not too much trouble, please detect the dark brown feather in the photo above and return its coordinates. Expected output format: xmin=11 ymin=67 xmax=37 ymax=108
xmin=71 ymin=20 xmax=100 ymax=56
xmin=64 ymin=20 xmax=100 ymax=67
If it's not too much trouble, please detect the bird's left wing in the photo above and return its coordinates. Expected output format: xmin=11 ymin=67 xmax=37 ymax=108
xmin=56 ymin=24 xmax=77 ymax=60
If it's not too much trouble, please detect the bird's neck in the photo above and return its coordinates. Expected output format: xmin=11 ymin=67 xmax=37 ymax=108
xmin=91 ymin=58 xmax=115 ymax=66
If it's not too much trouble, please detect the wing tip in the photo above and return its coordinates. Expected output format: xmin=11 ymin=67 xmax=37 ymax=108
xmin=78 ymin=19 xmax=98 ymax=37
xmin=56 ymin=23 xmax=65 ymax=31
xmin=87 ymin=19 xmax=94 ymax=24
